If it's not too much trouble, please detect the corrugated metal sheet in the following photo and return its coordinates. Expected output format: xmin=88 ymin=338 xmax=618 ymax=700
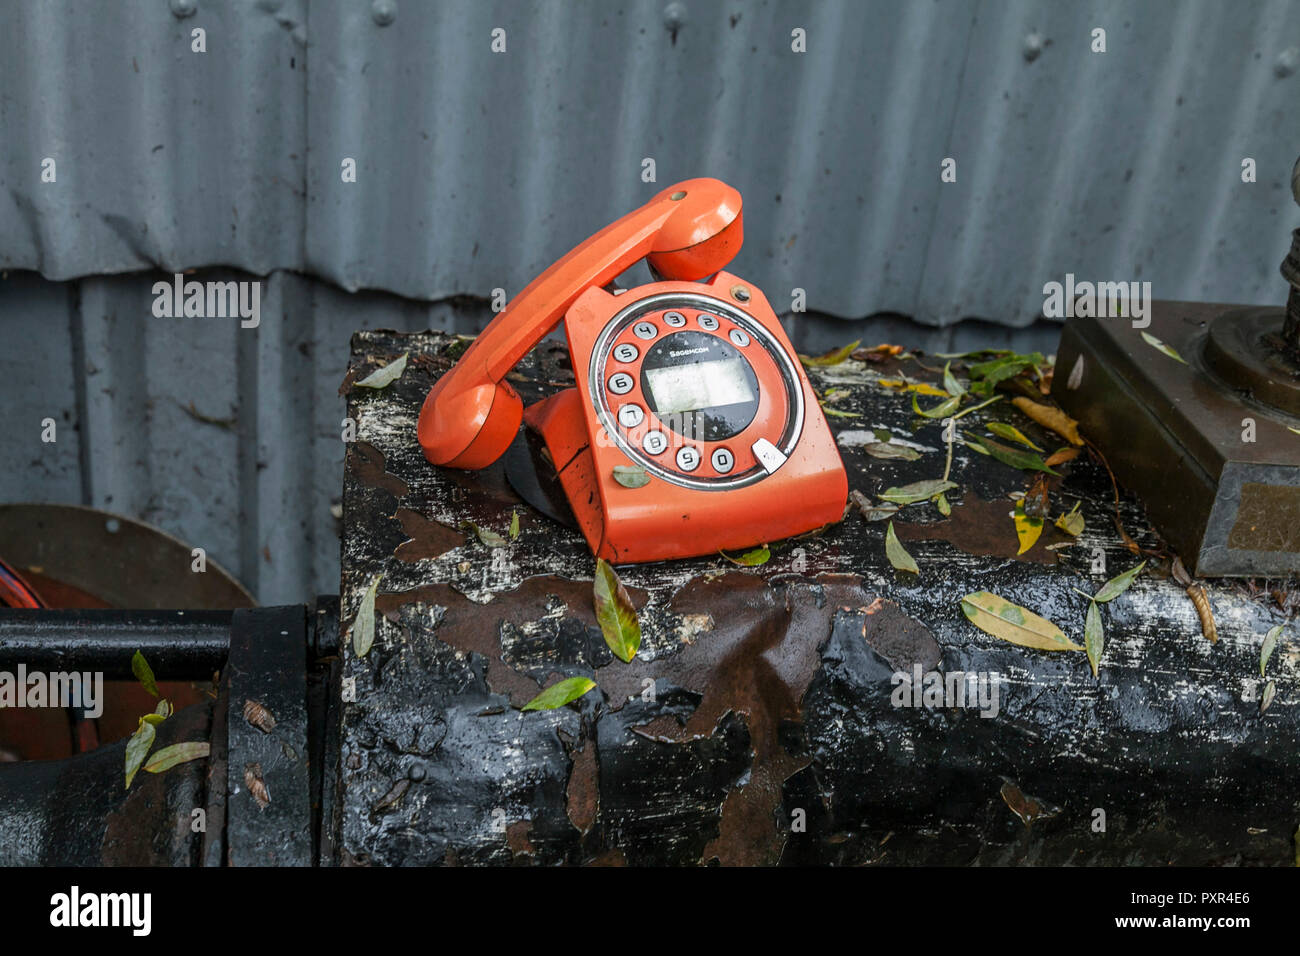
xmin=3 ymin=0 xmax=1297 ymax=325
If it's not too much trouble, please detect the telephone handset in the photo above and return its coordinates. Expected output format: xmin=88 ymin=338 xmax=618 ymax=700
xmin=418 ymin=178 xmax=848 ymax=564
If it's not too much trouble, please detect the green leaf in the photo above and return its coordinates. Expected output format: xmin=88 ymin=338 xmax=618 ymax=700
xmin=799 ymin=340 xmax=861 ymax=368
xmin=612 ymin=465 xmax=651 ymax=488
xmin=144 ymin=741 xmax=211 ymax=774
xmin=962 ymin=433 xmax=990 ymax=455
xmin=1261 ymin=624 xmax=1283 ymax=677
xmin=1085 ymin=600 xmax=1104 ymax=678
xmin=968 ymin=353 xmax=1043 ymax=385
xmin=1013 ymin=500 xmax=1043 ymax=555
xmin=351 ymin=572 xmax=382 ymax=658
xmin=1140 ymin=331 xmax=1186 ymax=365
xmin=132 ymin=650 xmax=158 ymax=698
xmin=522 ymin=676 xmax=597 ymax=712
xmin=821 ymin=406 xmax=860 ymax=418
xmin=884 ymin=521 xmax=919 ymax=574
xmin=720 ymin=546 xmax=770 ymax=567
xmin=935 ymin=348 xmax=1016 ymax=360
xmin=509 ymin=509 xmax=520 ymax=540
xmin=936 ymin=493 xmax=951 ymax=517
xmin=155 ymin=698 xmax=172 ymax=718
xmin=462 ymin=522 xmax=508 ymax=547
xmin=862 ymin=442 xmax=922 ymax=461
xmin=982 ymin=436 xmax=1059 ymax=475
xmin=943 ymin=362 xmax=966 ymax=398
xmin=878 ymin=478 xmax=958 ymax=505
xmin=594 ymin=558 xmax=641 ymax=662
xmin=125 ymin=718 xmax=156 ymax=789
xmin=873 ymin=428 xmax=893 ymax=443
xmin=1093 ymin=561 xmax=1146 ymax=603
xmin=354 ymin=352 xmax=410 ymax=388
xmin=141 ymin=712 xmax=167 ymax=726
xmin=987 ymin=422 xmax=1042 ymax=451
xmin=911 ymin=391 xmax=961 ymax=420
xmin=1261 ymin=679 xmax=1277 ymax=713
xmin=960 ymin=591 xmax=1083 ymax=652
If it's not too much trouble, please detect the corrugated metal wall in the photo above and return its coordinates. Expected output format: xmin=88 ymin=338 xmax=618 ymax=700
xmin=1 ymin=0 xmax=1297 ymax=602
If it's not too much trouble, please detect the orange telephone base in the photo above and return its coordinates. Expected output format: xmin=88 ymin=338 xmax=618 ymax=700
xmin=522 ymin=272 xmax=847 ymax=563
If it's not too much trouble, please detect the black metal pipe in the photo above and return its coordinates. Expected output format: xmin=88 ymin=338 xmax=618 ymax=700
xmin=0 ymin=609 xmax=232 ymax=678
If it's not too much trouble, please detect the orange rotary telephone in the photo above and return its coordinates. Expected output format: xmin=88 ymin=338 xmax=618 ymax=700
xmin=417 ymin=178 xmax=848 ymax=563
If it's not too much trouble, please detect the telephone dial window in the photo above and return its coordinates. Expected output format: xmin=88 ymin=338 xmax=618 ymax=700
xmin=638 ymin=330 xmax=761 ymax=441
xmin=643 ymin=358 xmax=754 ymax=415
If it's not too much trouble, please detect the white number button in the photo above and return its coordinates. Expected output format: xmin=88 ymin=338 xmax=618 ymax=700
xmin=608 ymin=372 xmax=634 ymax=395
xmin=633 ymin=321 xmax=658 ymax=340
xmin=711 ymin=447 xmax=735 ymax=474
xmin=728 ymin=328 xmax=750 ymax=348
xmin=697 ymin=314 xmax=720 ymax=331
xmin=617 ymin=404 xmax=644 ymax=428
xmin=613 ymin=343 xmax=639 ymax=363
xmin=663 ymin=311 xmax=686 ymax=328
xmin=643 ymin=431 xmax=668 ymax=455
xmin=676 ymin=446 xmax=701 ymax=472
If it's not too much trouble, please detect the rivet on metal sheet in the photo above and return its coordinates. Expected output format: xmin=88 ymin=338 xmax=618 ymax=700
xmin=372 ymin=0 xmax=397 ymax=27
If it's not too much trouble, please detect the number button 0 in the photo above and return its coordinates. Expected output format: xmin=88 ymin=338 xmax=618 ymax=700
xmin=711 ymin=447 xmax=735 ymax=474
xmin=663 ymin=311 xmax=686 ymax=328
xmin=676 ymin=446 xmax=701 ymax=472
xmin=697 ymin=314 xmax=720 ymax=331
xmin=633 ymin=321 xmax=658 ymax=340
xmin=617 ymin=404 xmax=644 ymax=428
xmin=608 ymin=372 xmax=634 ymax=395
xmin=643 ymin=431 xmax=668 ymax=455
xmin=612 ymin=343 xmax=639 ymax=363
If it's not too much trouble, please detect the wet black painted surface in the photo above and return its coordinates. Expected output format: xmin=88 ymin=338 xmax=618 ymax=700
xmin=0 ymin=701 xmax=213 ymax=866
xmin=339 ymin=330 xmax=1298 ymax=866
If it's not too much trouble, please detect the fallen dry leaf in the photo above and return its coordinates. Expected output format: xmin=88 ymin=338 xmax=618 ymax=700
xmin=1011 ymin=397 xmax=1083 ymax=446
xmin=1043 ymin=446 xmax=1081 ymax=467
xmin=1187 ymin=584 xmax=1218 ymax=644
xmin=1000 ymin=779 xmax=1062 ymax=827
xmin=851 ymin=343 xmax=904 ymax=361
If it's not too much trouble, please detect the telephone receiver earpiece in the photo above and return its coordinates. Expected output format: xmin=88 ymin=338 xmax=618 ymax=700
xmin=417 ymin=179 xmax=743 ymax=469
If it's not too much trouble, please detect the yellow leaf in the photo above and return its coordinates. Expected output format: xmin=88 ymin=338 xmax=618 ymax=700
xmin=987 ymin=422 xmax=1042 ymax=451
xmin=878 ymin=379 xmax=950 ymax=398
xmin=799 ymin=340 xmax=861 ymax=368
xmin=1013 ymin=501 xmax=1043 ymax=555
xmin=1054 ymin=501 xmax=1084 ymax=536
xmin=960 ymin=591 xmax=1083 ymax=651
xmin=1011 ymin=397 xmax=1083 ymax=446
